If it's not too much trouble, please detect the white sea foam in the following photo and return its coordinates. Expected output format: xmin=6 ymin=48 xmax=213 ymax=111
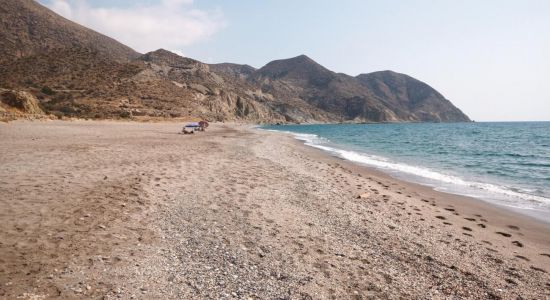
xmin=289 ymin=131 xmax=550 ymax=212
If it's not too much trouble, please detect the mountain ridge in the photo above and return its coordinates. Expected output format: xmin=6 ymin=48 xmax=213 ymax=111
xmin=0 ymin=0 xmax=470 ymax=123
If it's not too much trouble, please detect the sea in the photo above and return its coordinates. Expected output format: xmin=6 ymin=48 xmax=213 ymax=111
xmin=262 ymin=122 xmax=550 ymax=222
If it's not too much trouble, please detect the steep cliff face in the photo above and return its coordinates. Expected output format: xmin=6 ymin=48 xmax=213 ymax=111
xmin=0 ymin=48 xmax=286 ymax=122
xmin=0 ymin=0 xmax=470 ymax=123
xmin=134 ymin=49 xmax=287 ymax=122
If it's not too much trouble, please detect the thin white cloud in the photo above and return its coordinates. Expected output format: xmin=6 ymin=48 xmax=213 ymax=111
xmin=46 ymin=0 xmax=225 ymax=54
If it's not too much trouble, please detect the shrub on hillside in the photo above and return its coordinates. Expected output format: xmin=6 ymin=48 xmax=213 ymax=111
xmin=119 ymin=110 xmax=132 ymax=118
xmin=51 ymin=111 xmax=64 ymax=119
xmin=41 ymin=86 xmax=55 ymax=95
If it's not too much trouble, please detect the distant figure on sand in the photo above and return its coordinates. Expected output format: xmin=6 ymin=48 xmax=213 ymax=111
xmin=181 ymin=120 xmax=209 ymax=134
xmin=199 ymin=120 xmax=209 ymax=131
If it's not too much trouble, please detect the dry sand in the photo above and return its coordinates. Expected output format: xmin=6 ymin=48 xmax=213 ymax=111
xmin=0 ymin=120 xmax=549 ymax=299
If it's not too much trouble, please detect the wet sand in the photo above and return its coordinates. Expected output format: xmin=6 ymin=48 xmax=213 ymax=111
xmin=0 ymin=120 xmax=549 ymax=299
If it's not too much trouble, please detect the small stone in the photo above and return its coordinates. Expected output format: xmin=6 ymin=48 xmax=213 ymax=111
xmin=357 ymin=193 xmax=369 ymax=199
xmin=98 ymin=225 xmax=106 ymax=229
xmin=86 ymin=285 xmax=91 ymax=290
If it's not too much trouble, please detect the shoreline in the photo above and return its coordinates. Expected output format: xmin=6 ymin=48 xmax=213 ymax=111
xmin=1 ymin=120 xmax=548 ymax=299
xmin=261 ymin=125 xmax=550 ymax=224
xmin=275 ymin=129 xmax=550 ymax=244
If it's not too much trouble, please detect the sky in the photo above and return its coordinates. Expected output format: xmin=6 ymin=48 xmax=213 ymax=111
xmin=39 ymin=0 xmax=550 ymax=121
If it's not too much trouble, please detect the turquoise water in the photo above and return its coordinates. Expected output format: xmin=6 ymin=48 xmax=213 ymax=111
xmin=263 ymin=122 xmax=550 ymax=219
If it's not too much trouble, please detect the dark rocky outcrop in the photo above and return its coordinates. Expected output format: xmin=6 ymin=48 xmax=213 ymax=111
xmin=0 ymin=88 xmax=46 ymax=121
xmin=0 ymin=88 xmax=44 ymax=114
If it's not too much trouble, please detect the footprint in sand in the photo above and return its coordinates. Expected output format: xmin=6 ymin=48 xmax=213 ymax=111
xmin=462 ymin=227 xmax=472 ymax=231
xmin=530 ymin=266 xmax=547 ymax=273
xmin=507 ymin=225 xmax=520 ymax=231
xmin=496 ymin=232 xmax=512 ymax=237
xmin=435 ymin=216 xmax=446 ymax=220
xmin=511 ymin=241 xmax=523 ymax=247
xmin=505 ymin=278 xmax=517 ymax=285
xmin=540 ymin=253 xmax=550 ymax=258
xmin=477 ymin=223 xmax=486 ymax=228
xmin=515 ymin=255 xmax=529 ymax=261
xmin=464 ymin=217 xmax=476 ymax=222
xmin=444 ymin=208 xmax=455 ymax=212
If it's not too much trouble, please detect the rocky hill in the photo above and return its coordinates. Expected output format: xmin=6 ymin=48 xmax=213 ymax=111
xmin=0 ymin=0 xmax=138 ymax=63
xmin=356 ymin=71 xmax=470 ymax=122
xmin=251 ymin=55 xmax=399 ymax=122
xmin=0 ymin=0 xmax=470 ymax=123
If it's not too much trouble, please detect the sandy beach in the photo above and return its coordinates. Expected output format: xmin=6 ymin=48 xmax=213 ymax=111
xmin=0 ymin=120 xmax=549 ymax=299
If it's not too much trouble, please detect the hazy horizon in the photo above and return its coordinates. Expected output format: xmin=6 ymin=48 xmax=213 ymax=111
xmin=39 ymin=0 xmax=550 ymax=122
